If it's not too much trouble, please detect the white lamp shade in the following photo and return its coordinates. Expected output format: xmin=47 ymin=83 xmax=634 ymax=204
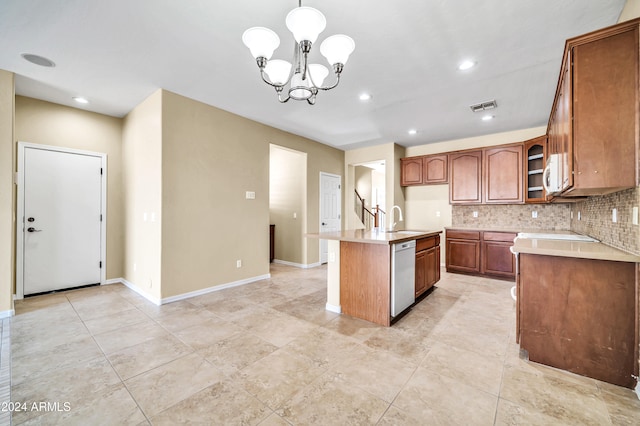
xmin=285 ymin=7 xmax=326 ymax=43
xmin=308 ymin=64 xmax=329 ymax=86
xmin=242 ymin=27 xmax=280 ymax=59
xmin=264 ymin=60 xmax=292 ymax=86
xmin=320 ymin=34 xmax=355 ymax=65
xmin=289 ymin=72 xmax=313 ymax=100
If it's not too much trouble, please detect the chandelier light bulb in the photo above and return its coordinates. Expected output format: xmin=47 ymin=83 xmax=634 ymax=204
xmin=264 ymin=60 xmax=292 ymax=86
xmin=285 ymin=7 xmax=326 ymax=43
xmin=320 ymin=34 xmax=355 ymax=66
xmin=242 ymin=27 xmax=280 ymax=59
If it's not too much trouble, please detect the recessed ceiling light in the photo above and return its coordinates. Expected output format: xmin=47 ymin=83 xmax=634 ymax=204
xmin=408 ymin=129 xmax=417 ymax=135
xmin=21 ymin=53 xmax=56 ymax=67
xmin=73 ymin=97 xmax=89 ymax=104
xmin=482 ymin=115 xmax=494 ymax=121
xmin=359 ymin=93 xmax=372 ymax=101
xmin=458 ymin=60 xmax=476 ymax=71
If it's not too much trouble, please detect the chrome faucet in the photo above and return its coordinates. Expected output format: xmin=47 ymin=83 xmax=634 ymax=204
xmin=388 ymin=205 xmax=404 ymax=231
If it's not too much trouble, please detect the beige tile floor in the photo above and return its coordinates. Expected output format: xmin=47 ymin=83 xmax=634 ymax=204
xmin=8 ymin=263 xmax=640 ymax=425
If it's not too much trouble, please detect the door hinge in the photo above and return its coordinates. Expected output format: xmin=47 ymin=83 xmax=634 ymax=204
xmin=338 ymin=184 xmax=341 ymax=189
xmin=99 ymin=261 xmax=102 ymax=269
xmin=100 ymin=168 xmax=103 ymax=175
xmin=100 ymin=214 xmax=103 ymax=222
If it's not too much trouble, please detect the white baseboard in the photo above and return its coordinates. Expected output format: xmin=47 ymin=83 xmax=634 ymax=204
xmin=325 ymin=303 xmax=341 ymax=314
xmin=109 ymin=274 xmax=272 ymax=306
xmin=118 ymin=278 xmax=162 ymax=306
xmin=160 ymin=274 xmax=271 ymax=304
xmin=273 ymin=259 xmax=322 ymax=269
xmin=0 ymin=309 xmax=14 ymax=319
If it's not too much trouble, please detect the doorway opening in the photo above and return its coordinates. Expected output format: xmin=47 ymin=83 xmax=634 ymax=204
xmin=269 ymin=144 xmax=307 ymax=267
xmin=353 ymin=160 xmax=386 ymax=230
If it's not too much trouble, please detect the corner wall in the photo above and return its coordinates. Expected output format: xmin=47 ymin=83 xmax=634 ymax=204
xmin=122 ymin=90 xmax=163 ymax=301
xmin=0 ymin=70 xmax=14 ymax=314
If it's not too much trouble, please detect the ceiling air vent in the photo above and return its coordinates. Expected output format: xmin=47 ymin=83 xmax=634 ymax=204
xmin=469 ymin=100 xmax=497 ymax=112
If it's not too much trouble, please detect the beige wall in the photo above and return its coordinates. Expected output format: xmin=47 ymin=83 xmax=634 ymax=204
xmin=122 ymin=90 xmax=163 ymax=301
xmin=0 ymin=70 xmax=14 ymax=313
xmin=270 ymin=145 xmax=307 ymax=264
xmin=14 ymin=96 xmax=124 ymax=281
xmin=620 ymin=0 xmax=640 ymax=21
xmin=159 ymin=90 xmax=342 ymax=298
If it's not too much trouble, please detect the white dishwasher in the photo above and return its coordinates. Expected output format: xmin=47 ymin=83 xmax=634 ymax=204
xmin=391 ymin=240 xmax=416 ymax=317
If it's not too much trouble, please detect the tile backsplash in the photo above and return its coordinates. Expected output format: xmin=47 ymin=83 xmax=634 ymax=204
xmin=452 ymin=204 xmax=570 ymax=230
xmin=570 ymin=187 xmax=640 ymax=255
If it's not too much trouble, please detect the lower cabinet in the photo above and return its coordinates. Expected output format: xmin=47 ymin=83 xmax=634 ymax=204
xmin=415 ymin=235 xmax=441 ymax=297
xmin=446 ymin=229 xmax=516 ymax=280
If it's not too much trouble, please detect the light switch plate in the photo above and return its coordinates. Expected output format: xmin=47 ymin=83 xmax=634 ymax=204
xmin=472 ymin=211 xmax=478 ymax=218
xmin=633 ymin=207 xmax=638 ymax=225
xmin=531 ymin=211 xmax=538 ymax=218
xmin=245 ymin=191 xmax=256 ymax=199
xmin=612 ymin=208 xmax=617 ymax=223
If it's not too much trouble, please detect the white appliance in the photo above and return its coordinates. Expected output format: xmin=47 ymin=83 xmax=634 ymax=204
xmin=542 ymin=153 xmax=562 ymax=195
xmin=391 ymin=240 xmax=416 ymax=317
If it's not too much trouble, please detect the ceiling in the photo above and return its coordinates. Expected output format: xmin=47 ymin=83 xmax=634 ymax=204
xmin=0 ymin=0 xmax=627 ymax=150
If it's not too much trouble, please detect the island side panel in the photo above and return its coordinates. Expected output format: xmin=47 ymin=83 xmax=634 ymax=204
xmin=340 ymin=241 xmax=391 ymax=326
xmin=519 ymin=253 xmax=637 ymax=388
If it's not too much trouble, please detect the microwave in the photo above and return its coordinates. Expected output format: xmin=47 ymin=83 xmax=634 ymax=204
xmin=543 ymin=154 xmax=562 ymax=195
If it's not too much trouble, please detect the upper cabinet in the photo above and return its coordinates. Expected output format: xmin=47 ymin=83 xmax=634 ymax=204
xmin=400 ymin=154 xmax=448 ymax=186
xmin=524 ymin=136 xmax=547 ymax=203
xmin=449 ymin=150 xmax=482 ymax=204
xmin=483 ymin=144 xmax=523 ymax=204
xmin=548 ymin=19 xmax=639 ymax=197
xmin=449 ymin=144 xmax=524 ymax=205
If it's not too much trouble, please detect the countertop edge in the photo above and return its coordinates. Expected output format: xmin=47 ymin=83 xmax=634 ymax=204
xmin=306 ymin=230 xmax=442 ymax=244
xmin=511 ymin=237 xmax=640 ymax=263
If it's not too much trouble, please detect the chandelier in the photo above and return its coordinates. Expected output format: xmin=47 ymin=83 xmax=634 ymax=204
xmin=242 ymin=2 xmax=355 ymax=105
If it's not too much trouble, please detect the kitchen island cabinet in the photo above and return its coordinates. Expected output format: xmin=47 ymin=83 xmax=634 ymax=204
xmin=512 ymin=237 xmax=640 ymax=389
xmin=307 ymin=229 xmax=442 ymax=326
xmin=415 ymin=234 xmax=440 ymax=298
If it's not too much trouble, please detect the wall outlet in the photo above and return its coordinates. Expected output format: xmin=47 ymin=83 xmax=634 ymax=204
xmin=570 ymin=211 xmax=574 ymax=219
xmin=612 ymin=208 xmax=617 ymax=223
xmin=436 ymin=211 xmax=441 ymax=217
xmin=531 ymin=211 xmax=538 ymax=219
xmin=633 ymin=207 xmax=638 ymax=225
xmin=329 ymin=252 xmax=336 ymax=262
xmin=472 ymin=211 xmax=478 ymax=218
xmin=236 ymin=259 xmax=242 ymax=268
xmin=293 ymin=212 xmax=297 ymax=219
xmin=245 ymin=191 xmax=255 ymax=199
xmin=578 ymin=211 xmax=581 ymax=221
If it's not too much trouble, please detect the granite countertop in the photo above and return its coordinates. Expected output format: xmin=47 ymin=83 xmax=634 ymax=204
xmin=511 ymin=237 xmax=640 ymax=263
xmin=444 ymin=226 xmax=580 ymax=234
xmin=306 ymin=229 xmax=441 ymax=245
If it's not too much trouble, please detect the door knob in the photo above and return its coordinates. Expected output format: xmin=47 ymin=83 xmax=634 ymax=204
xmin=27 ymin=227 xmax=42 ymax=233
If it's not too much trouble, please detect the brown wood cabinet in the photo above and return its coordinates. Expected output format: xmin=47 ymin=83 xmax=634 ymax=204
xmin=400 ymin=154 xmax=448 ymax=186
xmin=449 ymin=151 xmax=482 ymax=204
xmin=518 ymin=253 xmax=637 ymax=388
xmin=524 ymin=136 xmax=547 ymax=203
xmin=483 ymin=144 xmax=523 ymax=204
xmin=445 ymin=230 xmax=480 ymax=274
xmin=547 ymin=19 xmax=639 ymax=197
xmin=446 ymin=229 xmax=516 ymax=279
xmin=415 ymin=235 xmax=440 ymax=297
xmin=481 ymin=232 xmax=517 ymax=278
xmin=400 ymin=157 xmax=423 ymax=186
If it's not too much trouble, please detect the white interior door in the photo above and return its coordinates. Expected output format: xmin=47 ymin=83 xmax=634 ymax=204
xmin=320 ymin=173 xmax=341 ymax=264
xmin=21 ymin=146 xmax=103 ymax=296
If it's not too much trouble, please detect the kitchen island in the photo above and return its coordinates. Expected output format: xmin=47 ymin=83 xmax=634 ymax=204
xmin=511 ymin=236 xmax=640 ymax=388
xmin=307 ymin=229 xmax=441 ymax=326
